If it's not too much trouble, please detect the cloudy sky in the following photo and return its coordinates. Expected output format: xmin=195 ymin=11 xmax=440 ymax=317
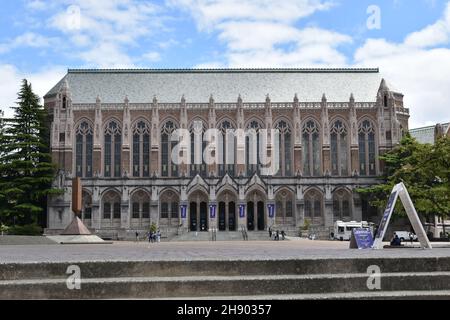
xmin=0 ymin=0 xmax=449 ymax=128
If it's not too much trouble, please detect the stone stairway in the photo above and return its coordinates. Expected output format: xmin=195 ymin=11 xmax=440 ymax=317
xmin=2 ymin=257 xmax=450 ymax=299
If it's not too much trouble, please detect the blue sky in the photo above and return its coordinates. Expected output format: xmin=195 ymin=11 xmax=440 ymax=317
xmin=1 ymin=0 xmax=450 ymax=128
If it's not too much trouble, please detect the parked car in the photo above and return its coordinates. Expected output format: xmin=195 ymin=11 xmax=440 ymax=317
xmin=394 ymin=231 xmax=418 ymax=242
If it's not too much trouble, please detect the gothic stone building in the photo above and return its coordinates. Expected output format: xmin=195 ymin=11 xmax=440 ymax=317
xmin=44 ymin=68 xmax=409 ymax=239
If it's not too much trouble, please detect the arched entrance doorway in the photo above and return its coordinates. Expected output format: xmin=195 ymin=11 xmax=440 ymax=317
xmin=246 ymin=190 xmax=266 ymax=231
xmin=189 ymin=190 xmax=209 ymax=232
xmin=217 ymin=190 xmax=237 ymax=231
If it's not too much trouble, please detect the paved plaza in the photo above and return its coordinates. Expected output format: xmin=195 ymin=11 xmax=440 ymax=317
xmin=1 ymin=239 xmax=450 ymax=264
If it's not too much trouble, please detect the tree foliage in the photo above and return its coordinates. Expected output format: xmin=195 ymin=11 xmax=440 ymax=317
xmin=358 ymin=133 xmax=450 ymax=224
xmin=0 ymin=79 xmax=61 ymax=226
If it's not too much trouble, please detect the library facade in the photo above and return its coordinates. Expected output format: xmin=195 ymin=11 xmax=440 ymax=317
xmin=44 ymin=68 xmax=409 ymax=239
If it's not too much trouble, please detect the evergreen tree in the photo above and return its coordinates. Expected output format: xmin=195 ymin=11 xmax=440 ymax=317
xmin=0 ymin=79 xmax=60 ymax=226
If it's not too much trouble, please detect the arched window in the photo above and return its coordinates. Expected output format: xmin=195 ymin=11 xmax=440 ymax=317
xmin=104 ymin=121 xmax=122 ymax=178
xmin=132 ymin=121 xmax=150 ymax=178
xmin=333 ymin=189 xmax=352 ymax=221
xmin=161 ymin=121 xmax=178 ymax=177
xmin=160 ymin=190 xmax=179 ymax=227
xmin=102 ymin=191 xmax=121 ymax=221
xmin=246 ymin=120 xmax=262 ymax=176
xmin=330 ymin=120 xmax=349 ymax=176
xmin=358 ymin=120 xmax=376 ymax=176
xmin=302 ymin=120 xmax=321 ymax=177
xmin=218 ymin=120 xmax=236 ymax=177
xmin=190 ymin=120 xmax=207 ymax=177
xmin=304 ymin=189 xmax=323 ymax=224
xmin=131 ymin=190 xmax=150 ymax=227
xmin=275 ymin=120 xmax=292 ymax=176
xmin=275 ymin=189 xmax=294 ymax=225
xmin=62 ymin=96 xmax=67 ymax=109
xmin=75 ymin=121 xmax=93 ymax=178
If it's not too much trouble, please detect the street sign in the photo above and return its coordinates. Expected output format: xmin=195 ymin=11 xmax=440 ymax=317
xmin=372 ymin=183 xmax=432 ymax=250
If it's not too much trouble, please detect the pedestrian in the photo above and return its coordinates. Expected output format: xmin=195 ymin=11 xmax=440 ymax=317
xmin=269 ymin=227 xmax=272 ymax=239
xmin=276 ymin=230 xmax=280 ymax=241
xmin=157 ymin=230 xmax=161 ymax=243
xmin=409 ymin=232 xmax=414 ymax=245
xmin=135 ymin=231 xmax=139 ymax=242
xmin=148 ymin=231 xmax=153 ymax=243
xmin=391 ymin=233 xmax=401 ymax=246
xmin=281 ymin=230 xmax=286 ymax=241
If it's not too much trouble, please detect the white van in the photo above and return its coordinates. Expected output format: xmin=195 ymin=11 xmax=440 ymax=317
xmin=333 ymin=221 xmax=372 ymax=241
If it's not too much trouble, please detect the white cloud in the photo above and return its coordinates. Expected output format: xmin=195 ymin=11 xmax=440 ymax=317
xmin=355 ymin=2 xmax=450 ymax=128
xmin=0 ymin=64 xmax=66 ymax=118
xmin=143 ymin=51 xmax=162 ymax=62
xmin=169 ymin=0 xmax=348 ymax=67
xmin=0 ymin=32 xmax=57 ymax=54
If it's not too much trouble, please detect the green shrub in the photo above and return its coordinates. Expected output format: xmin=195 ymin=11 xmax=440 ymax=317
xmin=8 ymin=224 xmax=43 ymax=236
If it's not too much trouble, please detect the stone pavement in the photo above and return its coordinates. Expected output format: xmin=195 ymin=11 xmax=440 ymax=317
xmin=1 ymin=239 xmax=450 ymax=264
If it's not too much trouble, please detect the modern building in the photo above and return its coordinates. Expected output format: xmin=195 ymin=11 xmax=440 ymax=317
xmin=43 ymin=68 xmax=409 ymax=239
xmin=410 ymin=122 xmax=450 ymax=239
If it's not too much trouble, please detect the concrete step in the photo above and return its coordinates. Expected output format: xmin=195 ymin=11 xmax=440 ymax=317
xmin=2 ymin=272 xmax=450 ymax=299
xmin=2 ymin=257 xmax=450 ymax=281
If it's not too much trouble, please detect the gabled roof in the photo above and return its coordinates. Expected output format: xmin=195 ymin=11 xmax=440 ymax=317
xmin=44 ymin=68 xmax=383 ymax=104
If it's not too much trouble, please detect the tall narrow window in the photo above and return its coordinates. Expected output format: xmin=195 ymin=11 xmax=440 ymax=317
xmin=275 ymin=190 xmax=294 ymax=224
xmin=246 ymin=121 xmax=262 ymax=176
xmin=132 ymin=121 xmax=150 ymax=178
xmin=358 ymin=120 xmax=377 ymax=176
xmin=304 ymin=190 xmax=323 ymax=224
xmin=104 ymin=121 xmax=122 ymax=178
xmin=102 ymin=191 xmax=121 ymax=220
xmin=190 ymin=120 xmax=207 ymax=177
xmin=330 ymin=120 xmax=349 ymax=176
xmin=218 ymin=120 xmax=235 ymax=177
xmin=75 ymin=121 xmax=93 ymax=178
xmin=302 ymin=120 xmax=321 ymax=177
xmin=333 ymin=190 xmax=352 ymax=221
xmin=275 ymin=121 xmax=292 ymax=176
xmin=131 ymin=190 xmax=151 ymax=227
xmin=161 ymin=121 xmax=178 ymax=177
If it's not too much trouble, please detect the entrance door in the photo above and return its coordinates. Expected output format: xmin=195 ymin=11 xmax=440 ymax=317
xmin=247 ymin=202 xmax=255 ymax=231
xmin=200 ymin=202 xmax=208 ymax=231
xmin=190 ymin=202 xmax=197 ymax=231
xmin=218 ymin=202 xmax=226 ymax=231
xmin=229 ymin=202 xmax=236 ymax=231
xmin=257 ymin=201 xmax=265 ymax=231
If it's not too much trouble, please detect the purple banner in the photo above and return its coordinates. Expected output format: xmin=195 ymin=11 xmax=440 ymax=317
xmin=210 ymin=204 xmax=216 ymax=219
xmin=268 ymin=204 xmax=275 ymax=218
xmin=239 ymin=204 xmax=246 ymax=218
xmin=180 ymin=205 xmax=187 ymax=220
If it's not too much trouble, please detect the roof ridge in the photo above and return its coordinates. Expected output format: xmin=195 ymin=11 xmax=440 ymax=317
xmin=67 ymin=68 xmax=380 ymax=74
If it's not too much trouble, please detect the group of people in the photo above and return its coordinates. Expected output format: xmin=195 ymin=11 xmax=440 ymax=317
xmin=134 ymin=230 xmax=162 ymax=243
xmin=269 ymin=228 xmax=286 ymax=241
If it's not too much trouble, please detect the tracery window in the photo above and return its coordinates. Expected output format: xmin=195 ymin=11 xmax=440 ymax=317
xmin=275 ymin=120 xmax=292 ymax=176
xmin=190 ymin=120 xmax=207 ymax=177
xmin=246 ymin=120 xmax=262 ymax=176
xmin=302 ymin=120 xmax=321 ymax=177
xmin=102 ymin=191 xmax=121 ymax=220
xmin=304 ymin=190 xmax=323 ymax=223
xmin=131 ymin=190 xmax=150 ymax=224
xmin=218 ymin=120 xmax=236 ymax=177
xmin=333 ymin=189 xmax=352 ymax=221
xmin=161 ymin=121 xmax=178 ymax=177
xmin=358 ymin=120 xmax=376 ymax=176
xmin=132 ymin=121 xmax=150 ymax=178
xmin=275 ymin=190 xmax=294 ymax=224
xmin=75 ymin=121 xmax=93 ymax=178
xmin=330 ymin=120 xmax=349 ymax=176
xmin=104 ymin=121 xmax=122 ymax=178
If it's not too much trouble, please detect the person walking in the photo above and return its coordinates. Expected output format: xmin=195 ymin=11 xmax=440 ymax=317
xmin=281 ymin=230 xmax=286 ymax=241
xmin=276 ymin=230 xmax=280 ymax=241
xmin=157 ymin=230 xmax=161 ymax=243
xmin=135 ymin=231 xmax=139 ymax=242
xmin=148 ymin=231 xmax=153 ymax=243
xmin=269 ymin=227 xmax=272 ymax=239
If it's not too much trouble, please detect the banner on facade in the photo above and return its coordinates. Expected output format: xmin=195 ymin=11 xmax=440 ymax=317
xmin=209 ymin=204 xmax=216 ymax=219
xmin=180 ymin=205 xmax=187 ymax=220
xmin=268 ymin=204 xmax=275 ymax=219
xmin=372 ymin=182 xmax=432 ymax=250
xmin=239 ymin=204 xmax=245 ymax=218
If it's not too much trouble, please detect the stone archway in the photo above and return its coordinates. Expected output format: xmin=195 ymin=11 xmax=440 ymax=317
xmin=188 ymin=190 xmax=209 ymax=232
xmin=246 ymin=190 xmax=267 ymax=231
xmin=217 ymin=190 xmax=238 ymax=231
